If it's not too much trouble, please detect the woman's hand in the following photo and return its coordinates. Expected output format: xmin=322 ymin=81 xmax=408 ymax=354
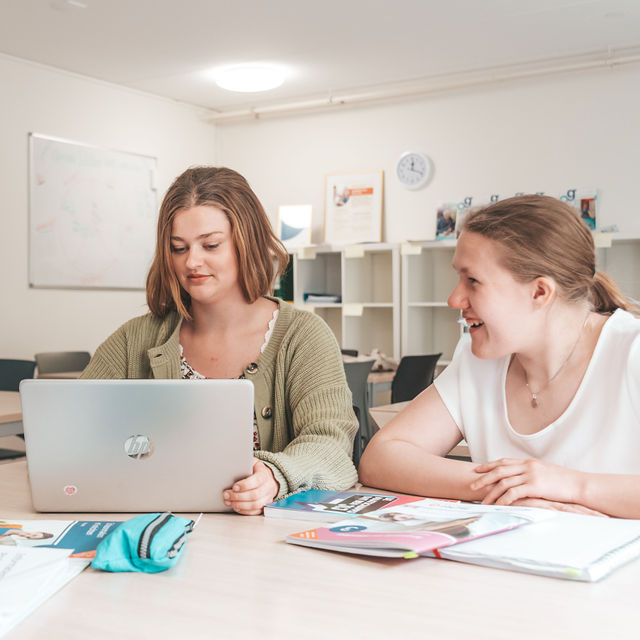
xmin=222 ymin=459 xmax=280 ymax=516
xmin=470 ymin=457 xmax=585 ymax=507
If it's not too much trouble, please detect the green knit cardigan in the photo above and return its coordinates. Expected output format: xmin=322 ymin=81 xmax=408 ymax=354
xmin=81 ymin=298 xmax=358 ymax=499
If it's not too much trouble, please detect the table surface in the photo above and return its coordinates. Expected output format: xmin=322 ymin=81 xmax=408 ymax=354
xmin=2 ymin=460 xmax=639 ymax=640
xmin=36 ymin=371 xmax=82 ymax=379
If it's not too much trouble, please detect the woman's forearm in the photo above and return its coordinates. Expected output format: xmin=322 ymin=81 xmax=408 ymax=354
xmin=359 ymin=439 xmax=488 ymax=502
xmin=579 ymin=473 xmax=640 ymax=518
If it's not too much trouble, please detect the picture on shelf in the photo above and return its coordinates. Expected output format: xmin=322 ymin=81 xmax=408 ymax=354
xmin=277 ymin=204 xmax=312 ymax=249
xmin=559 ymin=188 xmax=598 ymax=231
xmin=435 ymin=203 xmax=457 ymax=240
xmin=324 ymin=170 xmax=383 ymax=245
xmin=580 ymin=197 xmax=596 ymax=230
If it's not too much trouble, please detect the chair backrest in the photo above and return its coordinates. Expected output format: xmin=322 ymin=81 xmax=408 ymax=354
xmin=34 ymin=351 xmax=91 ymax=375
xmin=0 ymin=359 xmax=36 ymax=391
xmin=391 ymin=353 xmax=442 ymax=404
xmin=352 ymin=405 xmax=362 ymax=468
xmin=343 ymin=358 xmax=375 ymax=452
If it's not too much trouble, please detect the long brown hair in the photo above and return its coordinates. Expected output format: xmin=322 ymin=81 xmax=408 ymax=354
xmin=463 ymin=195 xmax=639 ymax=315
xmin=146 ymin=166 xmax=289 ymax=319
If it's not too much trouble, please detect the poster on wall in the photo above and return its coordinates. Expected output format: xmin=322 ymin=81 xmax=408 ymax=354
xmin=323 ymin=170 xmax=383 ymax=244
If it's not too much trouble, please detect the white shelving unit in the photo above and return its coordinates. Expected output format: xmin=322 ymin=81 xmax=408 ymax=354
xmin=401 ymin=239 xmax=461 ymax=365
xmin=292 ymin=243 xmax=401 ymax=360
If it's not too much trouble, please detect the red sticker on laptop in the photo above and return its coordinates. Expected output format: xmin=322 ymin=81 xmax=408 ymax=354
xmin=63 ymin=485 xmax=78 ymax=496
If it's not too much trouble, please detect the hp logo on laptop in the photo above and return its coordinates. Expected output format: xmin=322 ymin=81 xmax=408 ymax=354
xmin=124 ymin=435 xmax=154 ymax=460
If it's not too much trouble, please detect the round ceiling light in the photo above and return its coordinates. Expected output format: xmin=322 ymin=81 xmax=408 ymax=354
xmin=214 ymin=64 xmax=286 ymax=93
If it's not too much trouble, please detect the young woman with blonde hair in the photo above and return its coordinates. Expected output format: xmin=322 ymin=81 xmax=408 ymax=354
xmin=360 ymin=195 xmax=640 ymax=518
xmin=82 ymin=166 xmax=357 ymax=514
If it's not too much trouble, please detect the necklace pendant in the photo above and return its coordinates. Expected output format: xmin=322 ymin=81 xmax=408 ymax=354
xmin=531 ymin=394 xmax=538 ymax=408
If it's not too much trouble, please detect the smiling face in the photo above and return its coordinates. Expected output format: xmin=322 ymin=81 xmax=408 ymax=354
xmin=170 ymin=205 xmax=241 ymax=306
xmin=448 ymin=231 xmax=538 ymax=359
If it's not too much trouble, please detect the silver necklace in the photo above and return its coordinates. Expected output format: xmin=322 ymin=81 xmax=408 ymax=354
xmin=517 ymin=315 xmax=589 ymax=409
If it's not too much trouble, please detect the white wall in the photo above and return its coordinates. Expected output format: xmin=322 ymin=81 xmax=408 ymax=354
xmin=0 ymin=55 xmax=217 ymax=360
xmin=4 ymin=59 xmax=640 ymax=360
xmin=216 ymin=64 xmax=640 ymax=244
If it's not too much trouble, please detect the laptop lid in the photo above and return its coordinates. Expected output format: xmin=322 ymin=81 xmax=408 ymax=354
xmin=20 ymin=379 xmax=254 ymax=513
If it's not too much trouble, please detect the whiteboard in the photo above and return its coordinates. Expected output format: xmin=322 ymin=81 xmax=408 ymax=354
xmin=29 ymin=134 xmax=158 ymax=289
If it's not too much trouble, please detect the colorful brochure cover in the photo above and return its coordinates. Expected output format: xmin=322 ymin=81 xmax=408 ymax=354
xmin=264 ymin=490 xmax=436 ymax=522
xmin=0 ymin=519 xmax=121 ymax=558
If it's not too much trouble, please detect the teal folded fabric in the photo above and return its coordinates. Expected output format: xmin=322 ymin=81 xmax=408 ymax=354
xmin=91 ymin=512 xmax=194 ymax=573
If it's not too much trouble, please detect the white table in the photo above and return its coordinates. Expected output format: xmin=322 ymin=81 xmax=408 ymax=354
xmin=2 ymin=460 xmax=639 ymax=639
xmin=36 ymin=371 xmax=82 ymax=379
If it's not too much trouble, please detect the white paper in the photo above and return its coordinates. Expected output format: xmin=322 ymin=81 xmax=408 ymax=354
xmin=439 ymin=510 xmax=640 ymax=581
xmin=0 ymin=547 xmax=88 ymax=638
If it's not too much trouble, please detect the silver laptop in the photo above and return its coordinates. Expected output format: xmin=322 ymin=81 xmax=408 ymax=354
xmin=19 ymin=379 xmax=254 ymax=513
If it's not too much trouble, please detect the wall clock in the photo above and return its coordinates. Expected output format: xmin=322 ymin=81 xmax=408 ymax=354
xmin=396 ymin=151 xmax=432 ymax=190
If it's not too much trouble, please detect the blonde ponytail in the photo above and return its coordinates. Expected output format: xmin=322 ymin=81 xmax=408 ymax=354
xmin=591 ymin=271 xmax=640 ymax=316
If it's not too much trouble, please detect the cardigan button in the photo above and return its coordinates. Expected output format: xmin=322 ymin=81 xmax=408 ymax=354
xmin=246 ymin=362 xmax=259 ymax=374
xmin=261 ymin=406 xmax=272 ymax=419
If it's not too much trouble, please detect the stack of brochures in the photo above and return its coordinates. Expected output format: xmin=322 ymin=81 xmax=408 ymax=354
xmin=302 ymin=292 xmax=341 ymax=303
xmin=280 ymin=493 xmax=640 ymax=582
xmin=0 ymin=518 xmax=120 ymax=637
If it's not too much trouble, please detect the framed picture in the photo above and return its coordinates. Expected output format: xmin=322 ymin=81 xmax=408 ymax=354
xmin=435 ymin=203 xmax=458 ymax=240
xmin=278 ymin=204 xmax=312 ymax=249
xmin=324 ymin=170 xmax=383 ymax=244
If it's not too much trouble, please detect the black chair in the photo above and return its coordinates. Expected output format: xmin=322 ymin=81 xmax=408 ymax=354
xmin=391 ymin=353 xmax=442 ymax=404
xmin=34 ymin=351 xmax=91 ymax=375
xmin=0 ymin=359 xmax=35 ymax=460
xmin=0 ymin=359 xmax=36 ymax=392
xmin=352 ymin=405 xmax=363 ymax=468
xmin=343 ymin=359 xmax=375 ymax=451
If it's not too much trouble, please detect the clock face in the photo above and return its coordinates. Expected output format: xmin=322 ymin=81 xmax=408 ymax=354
xmin=396 ymin=152 xmax=432 ymax=189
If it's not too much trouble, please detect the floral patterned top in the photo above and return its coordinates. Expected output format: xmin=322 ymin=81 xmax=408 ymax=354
xmin=179 ymin=309 xmax=279 ymax=451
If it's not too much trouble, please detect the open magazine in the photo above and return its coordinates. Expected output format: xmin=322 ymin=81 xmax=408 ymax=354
xmin=287 ymin=499 xmax=640 ymax=581
xmin=286 ymin=498 xmax=543 ymax=559
xmin=0 ymin=519 xmax=121 ymax=638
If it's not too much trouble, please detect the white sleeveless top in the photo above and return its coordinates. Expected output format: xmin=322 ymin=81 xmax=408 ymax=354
xmin=434 ymin=309 xmax=640 ymax=473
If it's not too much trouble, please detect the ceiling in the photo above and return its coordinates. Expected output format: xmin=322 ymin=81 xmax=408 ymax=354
xmin=1 ymin=0 xmax=639 ymax=116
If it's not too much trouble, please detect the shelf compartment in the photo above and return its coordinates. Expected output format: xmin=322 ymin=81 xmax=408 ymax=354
xmin=403 ymin=306 xmax=461 ymax=362
xmin=294 ymin=251 xmax=342 ymax=303
xmin=404 ymin=246 xmax=457 ymax=304
xmin=343 ymin=306 xmax=395 ymax=359
xmin=343 ymin=249 xmax=396 ymax=304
